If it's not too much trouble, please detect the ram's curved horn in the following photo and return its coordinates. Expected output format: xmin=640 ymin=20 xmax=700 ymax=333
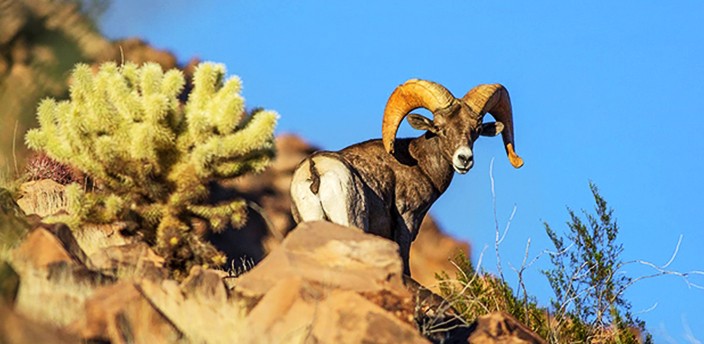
xmin=382 ymin=79 xmax=455 ymax=154
xmin=462 ymin=84 xmax=523 ymax=168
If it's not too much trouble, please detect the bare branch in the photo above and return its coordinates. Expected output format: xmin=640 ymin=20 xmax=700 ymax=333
xmin=619 ymin=234 xmax=704 ymax=291
xmin=662 ymin=234 xmax=683 ymax=269
xmin=636 ymin=302 xmax=658 ymax=315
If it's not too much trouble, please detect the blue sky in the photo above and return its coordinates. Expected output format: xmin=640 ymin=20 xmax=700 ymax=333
xmin=101 ymin=2 xmax=703 ymax=341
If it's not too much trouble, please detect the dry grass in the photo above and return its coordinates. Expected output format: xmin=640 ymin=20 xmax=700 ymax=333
xmin=12 ymin=261 xmax=99 ymax=328
xmin=140 ymin=279 xmax=248 ymax=344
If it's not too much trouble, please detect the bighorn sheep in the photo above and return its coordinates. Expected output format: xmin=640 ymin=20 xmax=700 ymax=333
xmin=290 ymin=79 xmax=523 ymax=274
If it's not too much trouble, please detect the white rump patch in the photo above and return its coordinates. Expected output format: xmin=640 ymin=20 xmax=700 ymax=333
xmin=316 ymin=158 xmax=354 ymax=227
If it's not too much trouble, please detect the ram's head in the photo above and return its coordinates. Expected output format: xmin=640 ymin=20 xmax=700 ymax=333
xmin=382 ymin=79 xmax=523 ymax=173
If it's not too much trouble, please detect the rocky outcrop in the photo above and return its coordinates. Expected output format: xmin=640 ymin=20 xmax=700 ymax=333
xmin=137 ymin=269 xmax=245 ymax=344
xmin=235 ymin=221 xmax=409 ymax=303
xmin=0 ymin=303 xmax=78 ymax=344
xmin=242 ymin=284 xmax=429 ymax=344
xmin=89 ymin=242 xmax=167 ymax=280
xmin=72 ymin=282 xmax=183 ymax=343
xmin=13 ymin=223 xmax=89 ymax=269
xmin=234 ymin=221 xmax=429 ymax=343
xmin=179 ymin=266 xmax=229 ymax=303
xmin=467 ymin=312 xmax=547 ymax=344
xmin=2 ymin=200 xmax=547 ymax=343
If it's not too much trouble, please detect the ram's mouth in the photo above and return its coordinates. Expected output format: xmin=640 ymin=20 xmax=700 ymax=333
xmin=453 ymin=165 xmax=471 ymax=174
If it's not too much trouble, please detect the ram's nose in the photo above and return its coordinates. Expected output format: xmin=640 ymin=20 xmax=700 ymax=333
xmin=457 ymin=152 xmax=473 ymax=164
xmin=452 ymin=147 xmax=474 ymax=174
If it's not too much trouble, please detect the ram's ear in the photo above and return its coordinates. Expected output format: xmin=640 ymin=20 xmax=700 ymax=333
xmin=479 ymin=121 xmax=504 ymax=137
xmin=407 ymin=114 xmax=438 ymax=134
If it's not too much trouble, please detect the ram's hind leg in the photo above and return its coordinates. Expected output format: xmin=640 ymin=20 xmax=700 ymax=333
xmin=314 ymin=157 xmax=369 ymax=231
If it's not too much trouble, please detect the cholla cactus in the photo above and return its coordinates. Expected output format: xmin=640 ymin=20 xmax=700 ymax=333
xmin=24 ymin=153 xmax=81 ymax=185
xmin=25 ymin=62 xmax=278 ymax=276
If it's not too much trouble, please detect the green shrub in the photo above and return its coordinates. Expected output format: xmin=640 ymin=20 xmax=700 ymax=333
xmin=543 ymin=182 xmax=650 ymax=343
xmin=435 ymin=183 xmax=651 ymax=343
xmin=25 ymin=61 xmax=278 ymax=277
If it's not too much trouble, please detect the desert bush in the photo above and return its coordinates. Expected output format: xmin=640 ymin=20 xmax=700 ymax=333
xmin=435 ymin=182 xmax=652 ymax=343
xmin=543 ymin=182 xmax=651 ymax=343
xmin=24 ymin=61 xmax=278 ymax=277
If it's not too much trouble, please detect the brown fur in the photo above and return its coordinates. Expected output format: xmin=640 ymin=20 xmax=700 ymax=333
xmin=291 ymin=133 xmax=456 ymax=275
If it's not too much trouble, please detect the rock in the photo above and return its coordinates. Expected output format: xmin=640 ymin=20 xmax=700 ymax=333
xmin=311 ymin=290 xmax=429 ymax=344
xmin=11 ymin=254 xmax=109 ymax=329
xmin=238 ymin=276 xmax=313 ymax=342
xmin=234 ymin=221 xmax=409 ymax=307
xmin=12 ymin=223 xmax=109 ymax=286
xmin=73 ymin=281 xmax=182 ymax=343
xmin=467 ymin=311 xmax=547 ymax=344
xmin=234 ymin=221 xmax=429 ymax=342
xmin=89 ymin=241 xmax=166 ymax=280
xmin=0 ymin=261 xmax=20 ymax=304
xmin=13 ymin=223 xmax=88 ymax=268
xmin=410 ymin=216 xmax=471 ymax=292
xmin=241 ymin=276 xmax=429 ymax=344
xmin=16 ymin=179 xmax=68 ymax=217
xmin=14 ymin=227 xmax=77 ymax=268
xmin=0 ymin=302 xmax=78 ymax=344
xmin=180 ymin=266 xmax=228 ymax=303
xmin=74 ymin=222 xmax=140 ymax=256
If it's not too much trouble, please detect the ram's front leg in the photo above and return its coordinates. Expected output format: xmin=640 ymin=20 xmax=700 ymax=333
xmin=393 ymin=216 xmax=414 ymax=276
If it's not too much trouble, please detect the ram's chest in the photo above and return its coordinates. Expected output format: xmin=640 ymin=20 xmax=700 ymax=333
xmin=393 ymin=175 xmax=437 ymax=215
